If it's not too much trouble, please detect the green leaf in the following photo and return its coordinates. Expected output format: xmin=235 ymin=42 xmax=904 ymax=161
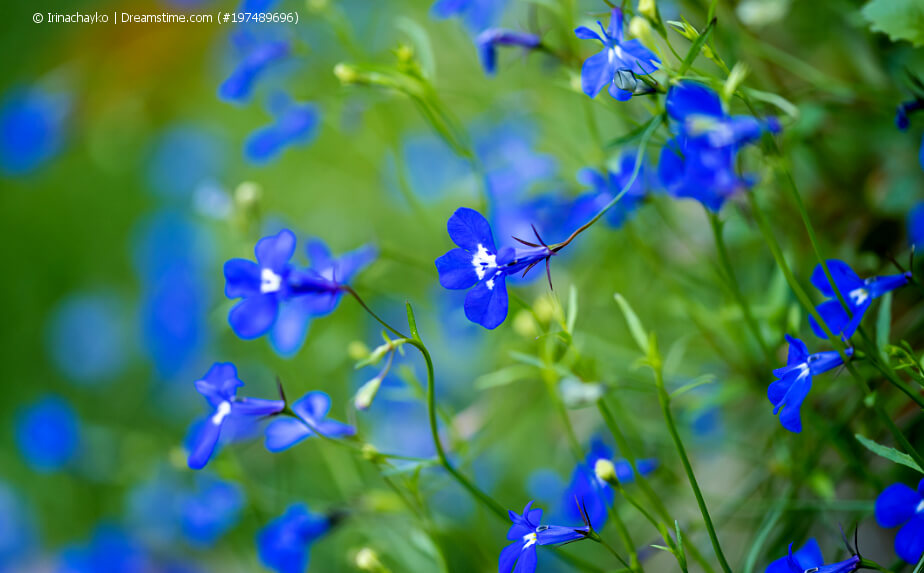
xmin=395 ymin=17 xmax=437 ymax=78
xmin=604 ymin=116 xmax=658 ymax=149
xmin=855 ymin=433 xmax=923 ymax=473
xmin=670 ymin=375 xmax=716 ymax=398
xmin=861 ymin=0 xmax=924 ymax=47
xmin=614 ymin=293 xmax=649 ymax=354
xmin=566 ymin=285 xmax=579 ymax=334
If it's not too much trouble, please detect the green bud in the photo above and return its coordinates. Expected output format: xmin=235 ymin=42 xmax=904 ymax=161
xmin=354 ymin=376 xmax=383 ymax=411
xmin=355 ymin=548 xmax=389 ymax=572
xmin=638 ymin=0 xmax=658 ymax=21
xmin=361 ymin=443 xmax=385 ymax=464
xmin=594 ymin=458 xmax=618 ymax=485
xmin=348 ymin=340 xmax=370 ymax=361
xmin=334 ymin=63 xmax=360 ymax=85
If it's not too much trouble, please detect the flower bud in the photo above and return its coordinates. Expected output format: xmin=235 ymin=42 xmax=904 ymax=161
xmin=638 ymin=0 xmax=657 ymax=21
xmin=354 ymin=376 xmax=383 ymax=411
xmin=361 ymin=443 xmax=385 ymax=464
xmin=334 ymin=63 xmax=360 ymax=85
xmin=355 ymin=548 xmax=388 ymax=572
xmin=594 ymin=458 xmax=618 ymax=485
xmin=628 ymin=16 xmax=655 ymax=48
xmin=348 ymin=340 xmax=370 ymax=361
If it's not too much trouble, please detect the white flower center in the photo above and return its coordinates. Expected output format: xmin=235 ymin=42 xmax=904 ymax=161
xmin=471 ymin=244 xmax=497 ymax=281
xmin=211 ymin=401 xmax=232 ymax=425
xmin=849 ymin=287 xmax=869 ymax=306
xmin=260 ymin=268 xmax=282 ymax=293
xmin=522 ymin=532 xmax=537 ymax=549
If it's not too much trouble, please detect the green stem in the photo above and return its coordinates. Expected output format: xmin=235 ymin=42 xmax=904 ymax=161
xmin=653 ymin=360 xmax=733 ymax=573
xmin=707 ymin=211 xmax=773 ymax=363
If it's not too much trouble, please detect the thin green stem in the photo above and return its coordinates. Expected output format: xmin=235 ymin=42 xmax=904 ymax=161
xmin=653 ymin=360 xmax=733 ymax=573
xmin=707 ymin=211 xmax=773 ymax=363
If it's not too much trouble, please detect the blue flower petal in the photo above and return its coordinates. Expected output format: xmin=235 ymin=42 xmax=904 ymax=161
xmin=255 ymin=229 xmax=296 ymax=271
xmin=224 ymin=259 xmax=261 ymax=298
xmin=608 ymin=83 xmax=633 ymax=101
xmin=229 ymin=294 xmax=279 ymax=339
xmin=580 ymin=50 xmax=615 ymax=98
xmin=896 ymin=516 xmax=924 ymax=564
xmin=464 ymin=275 xmax=508 ymax=329
xmin=332 ymin=244 xmax=377 ymax=283
xmin=784 ymin=334 xmax=810 ymax=366
xmin=618 ymin=39 xmax=660 ymax=74
xmin=195 ymin=363 xmax=242 ymax=406
xmin=231 ymin=398 xmax=284 ymax=417
xmin=791 ymin=538 xmax=824 ymax=569
xmin=269 ymin=298 xmax=316 ymax=357
xmin=876 ymin=483 xmax=920 ymax=528
xmin=574 ymin=26 xmax=602 ymax=42
xmin=293 ymin=391 xmax=331 ymax=422
xmin=436 ymin=248 xmax=482 ymax=289
xmin=809 ymin=260 xmax=863 ymax=298
xmin=666 ymin=82 xmax=724 ymax=122
xmin=513 ymin=544 xmax=537 ymax=573
xmin=315 ymin=419 xmax=356 ymax=438
xmin=264 ymin=418 xmax=312 ymax=452
xmin=499 ymin=541 xmax=522 ymax=573
xmin=777 ymin=374 xmax=812 ymax=433
xmin=447 ymin=207 xmax=497 ymax=252
xmin=187 ymin=419 xmax=222 ymax=470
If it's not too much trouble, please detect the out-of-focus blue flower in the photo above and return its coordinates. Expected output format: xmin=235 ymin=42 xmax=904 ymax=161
xmin=568 ymin=153 xmax=652 ymax=231
xmin=659 ymin=81 xmax=779 ymax=211
xmin=896 ymin=99 xmax=924 ymax=170
xmin=909 ymin=201 xmax=924 ymax=249
xmin=768 ymin=335 xmax=851 ymax=433
xmin=187 ymin=363 xmax=284 ymax=469
xmin=562 ymin=439 xmax=657 ymax=528
xmin=876 ymin=478 xmax=924 ymax=564
xmin=180 ymin=474 xmax=245 ymax=547
xmin=575 ymin=8 xmax=660 ymax=101
xmin=15 ymin=395 xmax=80 ymax=472
xmin=265 ymin=391 xmax=355 ymax=452
xmin=245 ymin=96 xmax=320 ymax=164
xmin=0 ymin=87 xmax=68 ymax=175
xmin=257 ymin=504 xmax=332 ymax=573
xmin=0 ymin=482 xmax=38 ymax=570
xmin=133 ymin=211 xmax=212 ymax=380
xmin=146 ymin=126 xmax=226 ymax=199
xmin=431 ymin=0 xmax=506 ymax=34
xmin=499 ymin=501 xmax=588 ymax=573
xmin=476 ymin=29 xmax=541 ymax=75
xmin=58 ymin=525 xmax=152 ymax=573
xmin=46 ymin=292 xmax=130 ymax=385
xmin=765 ymin=538 xmax=860 ymax=573
xmin=808 ymin=259 xmax=910 ymax=340
xmin=219 ymin=40 xmax=290 ymax=103
xmin=436 ymin=208 xmax=557 ymax=329
xmin=224 ymin=230 xmax=376 ymax=354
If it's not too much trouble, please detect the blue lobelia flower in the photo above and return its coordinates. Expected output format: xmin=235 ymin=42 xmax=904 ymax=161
xmin=14 ymin=395 xmax=80 ymax=473
xmin=499 ymin=501 xmax=589 ymax=573
xmin=224 ymin=229 xmax=376 ymax=355
xmin=765 ymin=538 xmax=860 ymax=573
xmin=876 ymin=478 xmax=924 ymax=564
xmin=58 ymin=525 xmax=153 ymax=573
xmin=575 ymin=8 xmax=660 ymax=101
xmin=257 ymin=504 xmax=333 ymax=573
xmin=659 ymin=81 xmax=780 ymax=211
xmin=187 ymin=362 xmax=284 ymax=470
xmin=245 ymin=95 xmax=320 ymax=164
xmin=808 ymin=259 xmax=911 ymax=340
xmin=179 ymin=474 xmax=245 ymax=548
xmin=909 ymin=201 xmax=924 ymax=249
xmin=435 ymin=208 xmax=558 ymax=329
xmin=219 ymin=40 xmax=290 ymax=103
xmin=431 ymin=0 xmax=506 ymax=34
xmin=768 ymin=335 xmax=851 ymax=433
xmin=568 ymin=152 xmax=651 ymax=231
xmin=0 ymin=87 xmax=69 ymax=176
xmin=562 ymin=439 xmax=657 ymax=529
xmin=264 ymin=391 xmax=355 ymax=452
xmin=476 ymin=29 xmax=541 ymax=75
xmin=896 ymin=99 xmax=924 ymax=170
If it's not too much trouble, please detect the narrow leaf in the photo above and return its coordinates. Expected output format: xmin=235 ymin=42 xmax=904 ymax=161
xmin=855 ymin=433 xmax=923 ymax=473
xmin=614 ymin=293 xmax=650 ymax=354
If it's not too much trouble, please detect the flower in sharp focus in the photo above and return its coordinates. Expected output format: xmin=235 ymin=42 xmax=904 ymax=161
xmin=768 ymin=335 xmax=851 ymax=433
xmin=187 ymin=363 xmax=284 ymax=470
xmin=435 ymin=207 xmax=557 ymax=329
xmin=264 ymin=391 xmax=356 ymax=452
xmin=875 ymin=478 xmax=924 ymax=564
xmin=562 ymin=438 xmax=657 ymax=528
xmin=808 ymin=259 xmax=911 ymax=340
xmin=658 ymin=81 xmax=780 ymax=211
xmin=476 ymin=29 xmax=541 ymax=75
xmin=245 ymin=95 xmax=320 ymax=164
xmin=224 ymin=229 xmax=376 ymax=354
xmin=765 ymin=538 xmax=860 ymax=573
xmin=499 ymin=501 xmax=589 ymax=573
xmin=257 ymin=504 xmax=333 ymax=573
xmin=575 ymin=7 xmax=660 ymax=101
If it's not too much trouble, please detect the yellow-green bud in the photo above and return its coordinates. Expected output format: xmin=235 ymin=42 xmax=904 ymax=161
xmin=234 ymin=181 xmax=262 ymax=210
xmin=361 ymin=443 xmax=385 ymax=464
xmin=348 ymin=340 xmax=370 ymax=361
xmin=512 ymin=310 xmax=538 ymax=338
xmin=534 ymin=296 xmax=555 ymax=323
xmin=355 ymin=548 xmax=388 ymax=572
xmin=334 ymin=63 xmax=359 ymax=85
xmin=638 ymin=0 xmax=657 ymax=21
xmin=594 ymin=458 xmax=618 ymax=485
xmin=395 ymin=43 xmax=414 ymax=63
xmin=354 ymin=376 xmax=383 ymax=411
xmin=628 ymin=16 xmax=655 ymax=48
